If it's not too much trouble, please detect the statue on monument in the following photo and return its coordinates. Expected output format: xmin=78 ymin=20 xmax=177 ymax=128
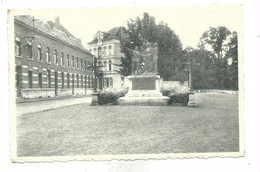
xmin=118 ymin=42 xmax=170 ymax=106
xmin=143 ymin=42 xmax=158 ymax=73
xmin=126 ymin=42 xmax=158 ymax=74
xmin=131 ymin=46 xmax=145 ymax=74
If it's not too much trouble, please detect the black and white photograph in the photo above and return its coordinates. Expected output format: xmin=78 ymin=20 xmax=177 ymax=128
xmin=9 ymin=5 xmax=244 ymax=162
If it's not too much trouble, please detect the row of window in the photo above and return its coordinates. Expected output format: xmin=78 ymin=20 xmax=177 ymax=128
xmin=27 ymin=70 xmax=93 ymax=89
xmin=15 ymin=37 xmax=92 ymax=71
xmin=98 ymin=60 xmax=112 ymax=71
xmin=89 ymin=45 xmax=113 ymax=56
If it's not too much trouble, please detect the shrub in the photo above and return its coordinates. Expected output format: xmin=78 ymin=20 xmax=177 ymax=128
xmin=161 ymin=86 xmax=189 ymax=105
xmin=98 ymin=87 xmax=128 ymax=105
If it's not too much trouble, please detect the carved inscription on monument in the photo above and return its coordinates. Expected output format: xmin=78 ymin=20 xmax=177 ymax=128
xmin=132 ymin=78 xmax=155 ymax=90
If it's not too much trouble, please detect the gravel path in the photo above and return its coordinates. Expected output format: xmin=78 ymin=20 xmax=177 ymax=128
xmin=16 ymin=97 xmax=92 ymax=116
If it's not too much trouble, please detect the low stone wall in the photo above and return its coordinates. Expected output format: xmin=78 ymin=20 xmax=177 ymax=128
xmin=86 ymin=89 xmax=93 ymax=95
xmin=195 ymin=89 xmax=238 ymax=95
xmin=21 ymin=88 xmax=55 ymax=99
xmin=160 ymin=80 xmax=188 ymax=89
xmin=58 ymin=89 xmax=72 ymax=97
xmin=20 ymin=88 xmax=93 ymax=99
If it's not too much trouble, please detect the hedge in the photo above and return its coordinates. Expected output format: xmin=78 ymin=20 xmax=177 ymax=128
xmin=98 ymin=87 xmax=128 ymax=105
xmin=161 ymin=86 xmax=189 ymax=105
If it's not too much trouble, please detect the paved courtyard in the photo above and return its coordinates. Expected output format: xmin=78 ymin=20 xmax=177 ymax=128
xmin=16 ymin=93 xmax=239 ymax=156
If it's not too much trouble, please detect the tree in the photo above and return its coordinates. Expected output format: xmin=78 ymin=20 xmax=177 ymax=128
xmin=196 ymin=27 xmax=238 ymax=90
xmin=225 ymin=31 xmax=238 ymax=90
xmin=198 ymin=26 xmax=231 ymax=59
xmin=120 ymin=40 xmax=135 ymax=76
xmin=184 ymin=48 xmax=216 ymax=89
xmin=120 ymin=12 xmax=184 ymax=81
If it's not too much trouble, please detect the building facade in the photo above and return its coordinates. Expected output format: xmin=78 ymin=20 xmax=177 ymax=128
xmin=14 ymin=15 xmax=93 ymax=99
xmin=87 ymin=27 xmax=128 ymax=89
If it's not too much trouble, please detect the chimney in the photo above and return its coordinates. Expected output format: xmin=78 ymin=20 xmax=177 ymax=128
xmin=55 ymin=17 xmax=60 ymax=25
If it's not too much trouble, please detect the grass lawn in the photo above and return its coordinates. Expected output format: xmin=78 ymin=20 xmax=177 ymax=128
xmin=17 ymin=93 xmax=239 ymax=157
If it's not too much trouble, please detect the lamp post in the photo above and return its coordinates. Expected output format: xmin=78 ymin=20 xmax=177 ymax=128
xmin=187 ymin=50 xmax=197 ymax=107
xmin=90 ymin=48 xmax=105 ymax=106
xmin=90 ymin=55 xmax=99 ymax=106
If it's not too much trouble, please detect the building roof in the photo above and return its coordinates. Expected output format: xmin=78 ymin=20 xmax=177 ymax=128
xmin=88 ymin=26 xmax=129 ymax=44
xmin=14 ymin=15 xmax=89 ymax=53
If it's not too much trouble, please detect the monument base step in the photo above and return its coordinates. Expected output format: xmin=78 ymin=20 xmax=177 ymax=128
xmin=125 ymin=90 xmax=163 ymax=97
xmin=118 ymin=96 xmax=170 ymax=106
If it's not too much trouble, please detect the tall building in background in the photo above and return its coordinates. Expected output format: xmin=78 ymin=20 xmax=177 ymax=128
xmin=87 ymin=27 xmax=128 ymax=89
xmin=14 ymin=15 xmax=93 ymax=99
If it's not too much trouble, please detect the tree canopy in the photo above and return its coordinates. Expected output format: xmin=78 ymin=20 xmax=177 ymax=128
xmin=119 ymin=14 xmax=238 ymax=90
xmin=198 ymin=26 xmax=231 ymax=59
xmin=120 ymin=12 xmax=185 ymax=81
xmin=190 ymin=28 xmax=238 ymax=90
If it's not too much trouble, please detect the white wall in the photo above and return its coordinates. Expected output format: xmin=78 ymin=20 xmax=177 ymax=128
xmin=161 ymin=81 xmax=188 ymax=89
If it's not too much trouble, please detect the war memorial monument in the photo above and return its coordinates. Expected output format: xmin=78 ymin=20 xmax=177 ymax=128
xmin=118 ymin=42 xmax=170 ymax=105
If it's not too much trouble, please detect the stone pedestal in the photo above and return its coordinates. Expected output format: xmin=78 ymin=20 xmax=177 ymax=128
xmin=118 ymin=74 xmax=169 ymax=106
xmin=90 ymin=92 xmax=99 ymax=106
xmin=187 ymin=89 xmax=197 ymax=107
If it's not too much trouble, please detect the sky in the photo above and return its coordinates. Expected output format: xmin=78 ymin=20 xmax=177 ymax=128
xmin=12 ymin=5 xmax=242 ymax=50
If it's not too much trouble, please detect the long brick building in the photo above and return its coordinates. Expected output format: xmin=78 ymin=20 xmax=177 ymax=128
xmin=14 ymin=15 xmax=93 ymax=99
